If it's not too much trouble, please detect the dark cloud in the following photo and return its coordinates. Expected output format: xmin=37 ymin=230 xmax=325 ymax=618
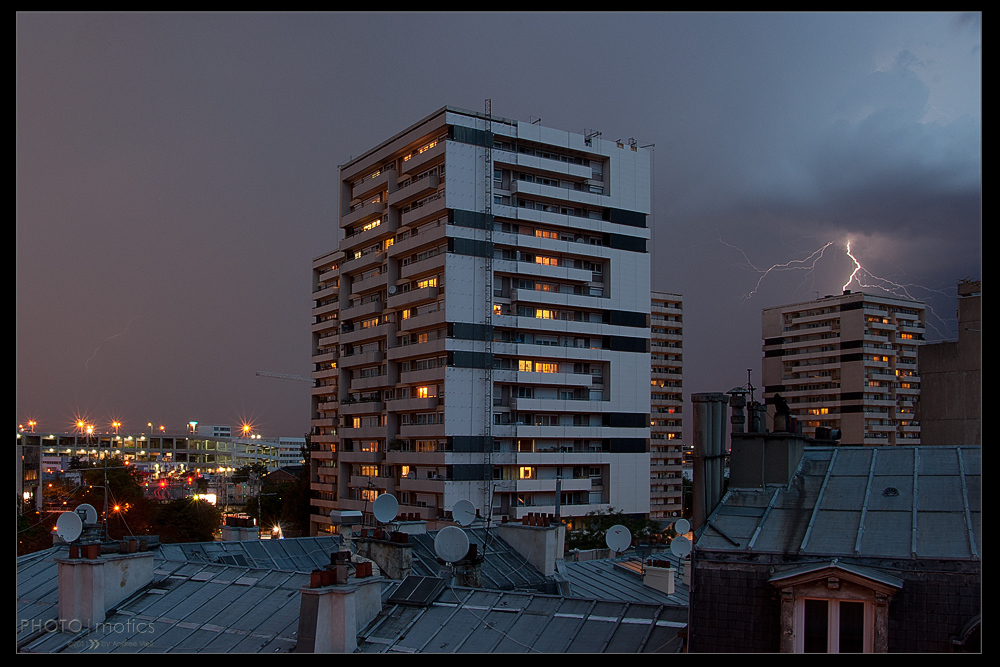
xmin=17 ymin=12 xmax=981 ymax=437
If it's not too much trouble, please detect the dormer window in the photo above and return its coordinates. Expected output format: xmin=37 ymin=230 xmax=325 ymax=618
xmin=771 ymin=563 xmax=902 ymax=653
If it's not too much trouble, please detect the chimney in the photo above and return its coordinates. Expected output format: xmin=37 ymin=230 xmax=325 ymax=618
xmin=295 ymin=568 xmax=382 ymax=653
xmin=691 ymin=393 xmax=728 ymax=533
xmin=496 ymin=517 xmax=565 ymax=577
xmin=353 ymin=532 xmax=414 ymax=580
xmin=57 ymin=549 xmax=155 ymax=629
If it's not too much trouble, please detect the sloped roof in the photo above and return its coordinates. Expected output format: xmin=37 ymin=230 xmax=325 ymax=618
xmin=407 ymin=527 xmax=554 ymax=592
xmin=560 ymin=552 xmax=689 ymax=606
xmin=696 ymin=445 xmax=981 ymax=560
xmin=358 ymin=586 xmax=687 ymax=653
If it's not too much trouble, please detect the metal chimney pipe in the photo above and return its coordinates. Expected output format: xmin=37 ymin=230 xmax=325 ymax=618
xmin=691 ymin=393 xmax=728 ymax=533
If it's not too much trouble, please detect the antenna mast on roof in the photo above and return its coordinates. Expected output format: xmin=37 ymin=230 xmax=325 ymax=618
xmin=482 ymin=98 xmax=494 ymax=533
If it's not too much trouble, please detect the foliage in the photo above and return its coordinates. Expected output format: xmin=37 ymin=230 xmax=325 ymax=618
xmin=231 ymin=462 xmax=269 ymax=485
xmin=565 ymin=507 xmax=664 ymax=551
xmin=154 ymin=498 xmax=222 ymax=543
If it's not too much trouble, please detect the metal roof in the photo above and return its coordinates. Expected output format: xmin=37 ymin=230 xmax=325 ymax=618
xmin=696 ymin=445 xmax=981 ymax=560
xmin=358 ymin=586 xmax=687 ymax=653
xmin=559 ymin=552 xmax=689 ymax=607
xmin=407 ymin=527 xmax=554 ymax=592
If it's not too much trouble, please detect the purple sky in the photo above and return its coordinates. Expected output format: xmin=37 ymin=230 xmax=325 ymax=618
xmin=17 ymin=12 xmax=981 ymax=441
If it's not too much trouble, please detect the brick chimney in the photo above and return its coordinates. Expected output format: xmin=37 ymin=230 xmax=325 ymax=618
xmin=294 ymin=567 xmax=382 ymax=653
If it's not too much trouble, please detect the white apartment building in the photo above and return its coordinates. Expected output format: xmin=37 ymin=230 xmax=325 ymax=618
xmin=650 ymin=291 xmax=684 ymax=521
xmin=310 ymin=106 xmax=652 ymax=535
xmin=761 ymin=290 xmax=925 ymax=446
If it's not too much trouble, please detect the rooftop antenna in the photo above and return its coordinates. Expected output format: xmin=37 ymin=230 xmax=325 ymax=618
xmin=746 ymin=368 xmax=756 ymax=404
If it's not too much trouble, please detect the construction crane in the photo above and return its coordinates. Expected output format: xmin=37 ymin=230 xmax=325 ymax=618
xmin=255 ymin=371 xmax=311 ymax=383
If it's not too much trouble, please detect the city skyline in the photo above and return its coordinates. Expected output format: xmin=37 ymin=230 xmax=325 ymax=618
xmin=17 ymin=12 xmax=981 ymax=440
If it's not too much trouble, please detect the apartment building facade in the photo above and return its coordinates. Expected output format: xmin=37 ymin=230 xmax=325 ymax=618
xmin=309 ymin=107 xmax=652 ymax=535
xmin=650 ymin=291 xmax=684 ymax=521
xmin=761 ymin=290 xmax=925 ymax=446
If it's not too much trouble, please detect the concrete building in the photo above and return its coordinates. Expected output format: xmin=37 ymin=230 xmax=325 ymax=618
xmin=650 ymin=290 xmax=684 ymax=521
xmin=916 ymin=279 xmax=981 ymax=447
xmin=762 ymin=290 xmax=926 ymax=446
xmin=310 ymin=106 xmax=652 ymax=535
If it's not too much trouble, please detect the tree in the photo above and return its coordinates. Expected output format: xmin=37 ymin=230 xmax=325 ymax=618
xmin=154 ymin=498 xmax=221 ymax=543
xmin=565 ymin=507 xmax=664 ymax=551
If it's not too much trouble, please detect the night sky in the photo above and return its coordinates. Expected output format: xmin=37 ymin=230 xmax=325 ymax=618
xmin=16 ymin=12 xmax=981 ymax=441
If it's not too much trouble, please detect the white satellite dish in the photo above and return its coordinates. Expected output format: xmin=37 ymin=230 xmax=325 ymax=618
xmin=670 ymin=535 xmax=692 ymax=558
xmin=372 ymin=493 xmax=399 ymax=525
xmin=605 ymin=524 xmax=632 ymax=553
xmin=77 ymin=504 xmax=98 ymax=524
xmin=56 ymin=511 xmax=83 ymax=542
xmin=673 ymin=518 xmax=690 ymax=535
xmin=434 ymin=526 xmax=470 ymax=563
xmin=452 ymin=499 xmax=476 ymax=527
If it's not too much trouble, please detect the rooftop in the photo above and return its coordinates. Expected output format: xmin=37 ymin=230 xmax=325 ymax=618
xmin=697 ymin=445 xmax=981 ymax=560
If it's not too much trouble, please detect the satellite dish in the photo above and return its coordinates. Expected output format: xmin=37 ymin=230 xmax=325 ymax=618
xmin=434 ymin=526 xmax=470 ymax=563
xmin=388 ymin=285 xmax=397 ymax=294
xmin=605 ymin=524 xmax=631 ymax=553
xmin=670 ymin=535 xmax=692 ymax=558
xmin=372 ymin=493 xmax=399 ymax=525
xmin=76 ymin=504 xmax=98 ymax=524
xmin=56 ymin=511 xmax=83 ymax=542
xmin=452 ymin=499 xmax=476 ymax=527
xmin=635 ymin=541 xmax=653 ymax=560
xmin=673 ymin=518 xmax=690 ymax=535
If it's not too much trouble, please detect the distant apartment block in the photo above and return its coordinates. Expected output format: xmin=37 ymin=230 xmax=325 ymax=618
xmin=762 ymin=290 xmax=925 ymax=445
xmin=309 ymin=106 xmax=652 ymax=535
xmin=650 ymin=291 xmax=684 ymax=521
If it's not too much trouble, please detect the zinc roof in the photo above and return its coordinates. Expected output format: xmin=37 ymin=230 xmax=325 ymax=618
xmin=696 ymin=445 xmax=981 ymax=560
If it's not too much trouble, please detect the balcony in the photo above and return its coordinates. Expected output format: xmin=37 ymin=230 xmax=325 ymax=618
xmin=399 ymin=251 xmax=447 ymax=280
xmin=351 ymin=168 xmax=396 ymax=202
xmin=400 ymin=195 xmax=447 ymax=228
xmin=399 ymin=423 xmax=445 ymax=439
xmin=398 ymin=308 xmax=446 ymax=332
xmin=341 ymin=199 xmax=386 ymax=229
xmin=339 ymin=322 xmax=394 ymax=347
xmin=339 ymin=349 xmax=384 ymax=369
xmin=341 ymin=299 xmax=384 ymax=322
xmin=387 ymin=396 xmax=439 ymax=412
xmin=388 ymin=285 xmax=439 ymax=310
xmin=400 ymin=141 xmax=445 ymax=177
xmin=388 ymin=173 xmax=439 ymax=208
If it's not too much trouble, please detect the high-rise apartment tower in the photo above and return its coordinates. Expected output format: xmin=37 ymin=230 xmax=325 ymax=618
xmin=650 ymin=291 xmax=684 ymax=521
xmin=309 ymin=107 xmax=652 ymax=535
xmin=761 ymin=290 xmax=925 ymax=446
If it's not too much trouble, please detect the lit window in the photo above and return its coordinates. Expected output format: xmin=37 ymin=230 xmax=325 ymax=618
xmin=519 ymin=466 xmax=535 ymax=480
xmin=535 ymin=362 xmax=559 ymax=374
xmin=535 ymin=229 xmax=558 ymax=239
xmin=535 ymin=255 xmax=559 ymax=266
xmin=518 ymin=360 xmax=534 ymax=372
xmin=416 ymin=386 xmax=430 ymax=399
xmin=536 ymin=309 xmax=557 ymax=319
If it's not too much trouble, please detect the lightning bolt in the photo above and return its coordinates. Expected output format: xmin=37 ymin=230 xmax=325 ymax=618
xmin=721 ymin=237 xmax=835 ymax=301
xmin=84 ymin=315 xmax=143 ymax=373
xmin=840 ymin=240 xmax=954 ymax=338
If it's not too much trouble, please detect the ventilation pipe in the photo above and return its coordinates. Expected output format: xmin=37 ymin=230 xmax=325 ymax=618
xmin=691 ymin=393 xmax=728 ymax=533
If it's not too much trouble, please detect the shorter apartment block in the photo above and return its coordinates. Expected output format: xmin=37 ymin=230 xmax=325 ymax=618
xmin=762 ymin=290 xmax=925 ymax=445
